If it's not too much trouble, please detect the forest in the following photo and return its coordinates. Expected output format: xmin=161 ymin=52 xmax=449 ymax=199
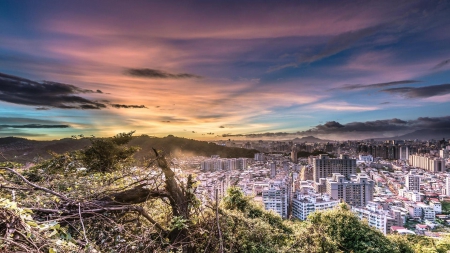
xmin=1 ymin=132 xmax=450 ymax=253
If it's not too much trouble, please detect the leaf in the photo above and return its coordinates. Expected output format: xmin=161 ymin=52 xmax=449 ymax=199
xmin=49 ymin=248 xmax=57 ymax=253
xmin=26 ymin=221 xmax=38 ymax=227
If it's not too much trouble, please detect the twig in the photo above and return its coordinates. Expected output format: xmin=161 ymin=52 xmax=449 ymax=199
xmin=79 ymin=202 xmax=89 ymax=244
xmin=215 ymin=188 xmax=224 ymax=253
xmin=0 ymin=167 xmax=70 ymax=201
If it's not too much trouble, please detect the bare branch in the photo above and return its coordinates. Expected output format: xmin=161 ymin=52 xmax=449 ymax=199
xmin=0 ymin=167 xmax=70 ymax=201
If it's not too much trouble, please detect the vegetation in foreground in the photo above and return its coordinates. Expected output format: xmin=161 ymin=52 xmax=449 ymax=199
xmin=1 ymin=132 xmax=450 ymax=252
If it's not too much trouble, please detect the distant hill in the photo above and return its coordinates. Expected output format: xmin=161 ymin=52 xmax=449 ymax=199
xmin=394 ymin=129 xmax=450 ymax=141
xmin=292 ymin=136 xmax=330 ymax=143
xmin=371 ymin=129 xmax=450 ymax=141
xmin=0 ymin=135 xmax=258 ymax=164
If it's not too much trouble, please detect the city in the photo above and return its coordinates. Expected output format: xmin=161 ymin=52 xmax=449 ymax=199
xmin=188 ymin=138 xmax=450 ymax=237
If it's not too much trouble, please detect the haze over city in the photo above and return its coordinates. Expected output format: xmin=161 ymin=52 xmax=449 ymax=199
xmin=1 ymin=0 xmax=449 ymax=140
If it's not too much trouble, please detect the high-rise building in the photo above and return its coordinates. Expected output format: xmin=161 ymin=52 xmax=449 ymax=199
xmin=408 ymin=154 xmax=444 ymax=172
xmin=405 ymin=171 xmax=421 ymax=192
xmin=291 ymin=145 xmax=298 ymax=163
xmin=325 ymin=173 xmax=374 ymax=207
xmin=399 ymin=146 xmax=409 ymax=161
xmin=269 ymin=162 xmax=277 ymax=178
xmin=254 ymin=153 xmax=265 ymax=161
xmin=236 ymin=158 xmax=248 ymax=170
xmin=262 ymin=181 xmax=288 ymax=218
xmin=446 ymin=176 xmax=450 ymax=196
xmin=313 ymin=154 xmax=356 ymax=183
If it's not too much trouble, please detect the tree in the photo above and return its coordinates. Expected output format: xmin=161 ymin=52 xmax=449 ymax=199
xmin=82 ymin=131 xmax=139 ymax=172
xmin=294 ymin=203 xmax=398 ymax=253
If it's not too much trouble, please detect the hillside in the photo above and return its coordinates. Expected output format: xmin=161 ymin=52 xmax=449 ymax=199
xmin=0 ymin=135 xmax=258 ymax=163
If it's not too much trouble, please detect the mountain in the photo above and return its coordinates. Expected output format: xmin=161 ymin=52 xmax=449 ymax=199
xmin=394 ymin=129 xmax=450 ymax=141
xmin=292 ymin=136 xmax=331 ymax=143
xmin=0 ymin=135 xmax=258 ymax=163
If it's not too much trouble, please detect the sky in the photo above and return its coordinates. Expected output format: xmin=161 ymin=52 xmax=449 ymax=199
xmin=0 ymin=0 xmax=450 ymax=140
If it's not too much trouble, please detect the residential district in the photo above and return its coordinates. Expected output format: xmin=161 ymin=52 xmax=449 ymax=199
xmin=175 ymin=138 xmax=450 ymax=238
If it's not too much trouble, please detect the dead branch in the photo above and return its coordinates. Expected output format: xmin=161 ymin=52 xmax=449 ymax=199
xmin=0 ymin=167 xmax=70 ymax=201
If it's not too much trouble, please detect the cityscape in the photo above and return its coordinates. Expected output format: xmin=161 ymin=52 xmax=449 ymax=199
xmin=1 ymin=0 xmax=450 ymax=252
xmin=182 ymin=137 xmax=450 ymax=236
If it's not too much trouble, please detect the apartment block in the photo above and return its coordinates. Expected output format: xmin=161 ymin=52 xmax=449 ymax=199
xmin=325 ymin=173 xmax=374 ymax=207
xmin=313 ymin=154 xmax=356 ymax=183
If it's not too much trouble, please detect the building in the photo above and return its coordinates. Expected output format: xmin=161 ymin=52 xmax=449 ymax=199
xmin=408 ymin=154 xmax=444 ymax=172
xmin=325 ymin=173 xmax=374 ymax=207
xmin=430 ymin=200 xmax=442 ymax=214
xmin=292 ymin=191 xmax=338 ymax=220
xmin=262 ymin=181 xmax=288 ymax=218
xmin=291 ymin=145 xmax=298 ymax=163
xmin=353 ymin=202 xmax=404 ymax=235
xmin=236 ymin=158 xmax=248 ymax=170
xmin=313 ymin=154 xmax=356 ymax=183
xmin=446 ymin=176 xmax=450 ymax=196
xmin=269 ymin=162 xmax=277 ymax=178
xmin=418 ymin=203 xmax=436 ymax=221
xmin=405 ymin=171 xmax=421 ymax=191
xmin=358 ymin=155 xmax=373 ymax=164
xmin=254 ymin=153 xmax=265 ymax=161
xmin=440 ymin=149 xmax=450 ymax=159
xmin=399 ymin=146 xmax=410 ymax=161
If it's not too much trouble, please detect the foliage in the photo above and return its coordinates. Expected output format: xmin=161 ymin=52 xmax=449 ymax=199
xmin=0 ymin=198 xmax=78 ymax=252
xmin=82 ymin=131 xmax=140 ymax=172
xmin=294 ymin=203 xmax=397 ymax=253
xmin=131 ymin=135 xmax=259 ymax=159
xmin=441 ymin=201 xmax=450 ymax=214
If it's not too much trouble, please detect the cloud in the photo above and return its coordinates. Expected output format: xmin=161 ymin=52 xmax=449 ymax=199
xmin=110 ymin=104 xmax=147 ymax=109
xmin=125 ymin=68 xmax=201 ymax=79
xmin=0 ymin=124 xmax=70 ymax=129
xmin=270 ymin=24 xmax=387 ymax=71
xmin=337 ymin=80 xmax=420 ymax=90
xmin=0 ymin=72 xmax=107 ymax=109
xmin=300 ymin=24 xmax=386 ymax=64
xmin=311 ymin=102 xmax=379 ymax=111
xmin=381 ymin=83 xmax=450 ymax=98
xmin=431 ymin=59 xmax=450 ymax=70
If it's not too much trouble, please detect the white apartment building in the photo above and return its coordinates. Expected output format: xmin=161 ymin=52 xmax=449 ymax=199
xmin=352 ymin=202 xmax=405 ymax=235
xmin=408 ymin=205 xmax=423 ymax=218
xmin=352 ymin=202 xmax=388 ymax=234
xmin=418 ymin=203 xmax=435 ymax=221
xmin=262 ymin=181 xmax=288 ymax=218
xmin=325 ymin=173 xmax=374 ymax=207
xmin=405 ymin=171 xmax=421 ymax=192
xmin=446 ymin=176 xmax=450 ymax=196
xmin=408 ymin=154 xmax=444 ymax=172
xmin=291 ymin=190 xmax=338 ymax=220
xmin=399 ymin=189 xmax=421 ymax=202
xmin=430 ymin=200 xmax=442 ymax=214
xmin=358 ymin=155 xmax=374 ymax=164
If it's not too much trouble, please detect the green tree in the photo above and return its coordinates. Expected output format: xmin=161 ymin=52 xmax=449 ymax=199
xmin=296 ymin=203 xmax=398 ymax=253
xmin=82 ymin=131 xmax=139 ymax=172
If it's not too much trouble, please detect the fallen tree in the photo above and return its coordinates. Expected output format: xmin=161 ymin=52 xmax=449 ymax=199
xmin=0 ymin=147 xmax=201 ymax=252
